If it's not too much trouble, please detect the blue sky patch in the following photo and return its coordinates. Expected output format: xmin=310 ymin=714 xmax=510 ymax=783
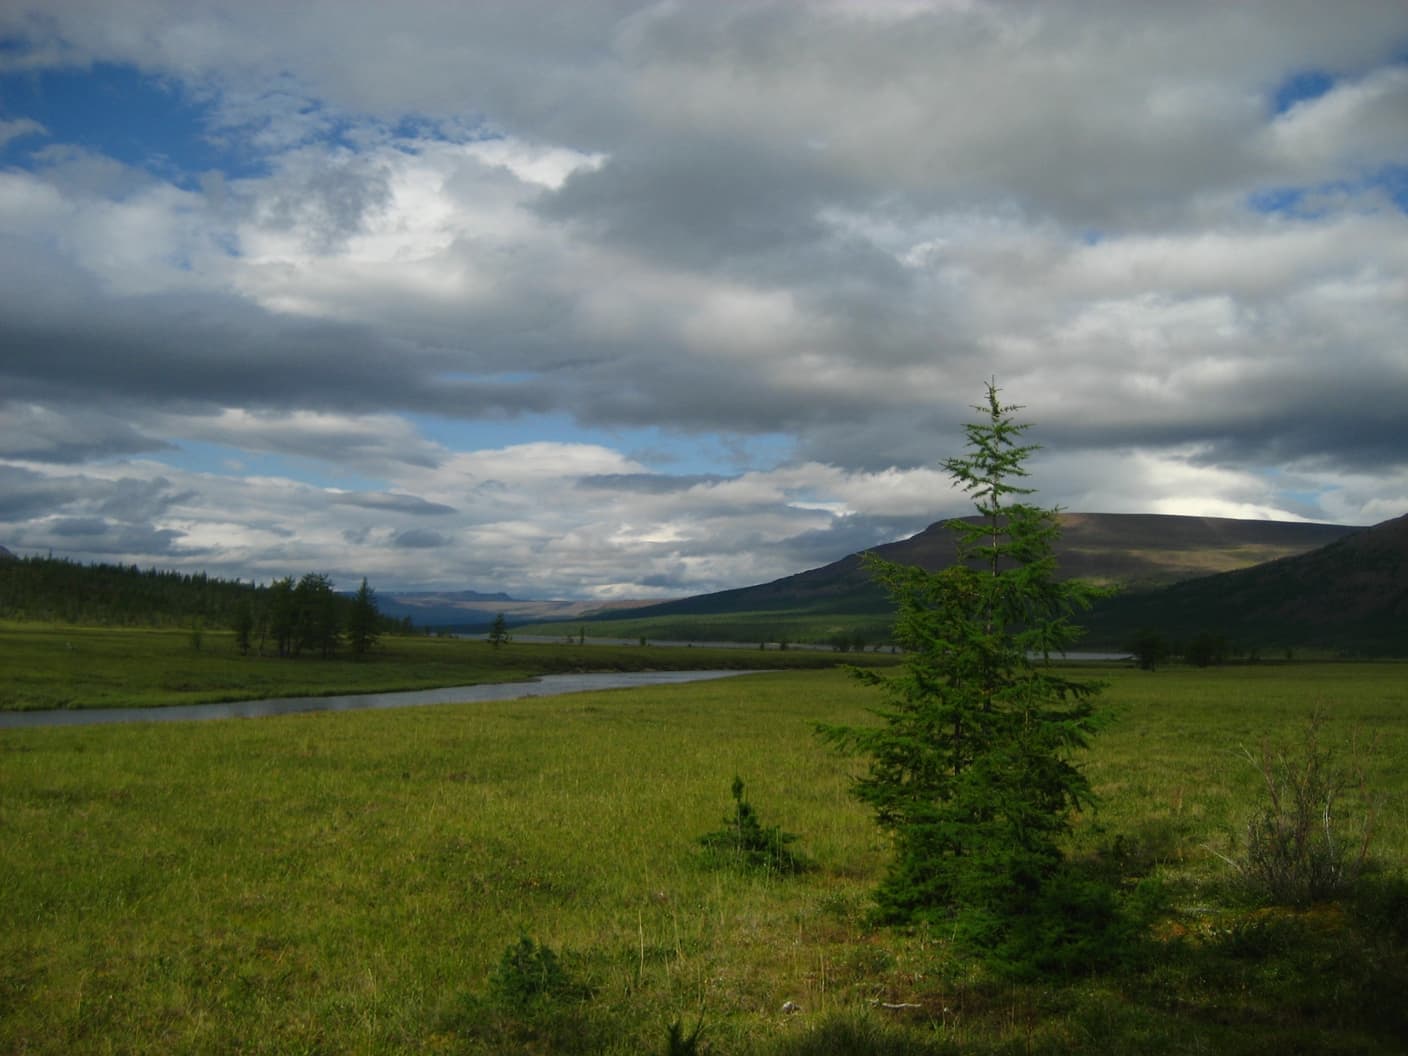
xmin=408 ymin=412 xmax=794 ymax=477
xmin=1271 ymin=69 xmax=1335 ymax=114
xmin=1249 ymin=186 xmax=1314 ymax=217
xmin=168 ymin=440 xmax=386 ymax=493
xmin=0 ymin=62 xmax=267 ymax=182
xmin=1251 ymin=165 xmax=1408 ymax=218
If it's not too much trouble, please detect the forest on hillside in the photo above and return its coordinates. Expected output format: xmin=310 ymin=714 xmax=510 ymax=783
xmin=0 ymin=554 xmax=409 ymax=649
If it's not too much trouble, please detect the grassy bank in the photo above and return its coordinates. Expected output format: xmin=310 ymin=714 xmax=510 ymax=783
xmin=518 ymin=610 xmax=893 ymax=648
xmin=0 ymin=621 xmax=894 ymax=711
xmin=3 ymin=662 xmax=1406 ymax=1053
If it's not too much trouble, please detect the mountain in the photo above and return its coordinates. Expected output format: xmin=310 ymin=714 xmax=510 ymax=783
xmin=373 ymin=590 xmax=660 ymax=630
xmin=1081 ymin=512 xmax=1408 ymax=655
xmin=600 ymin=513 xmax=1360 ymax=628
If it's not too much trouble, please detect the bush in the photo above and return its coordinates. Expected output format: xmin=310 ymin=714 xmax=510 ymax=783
xmin=698 ymin=777 xmax=809 ymax=875
xmin=489 ymin=936 xmax=589 ymax=1010
xmin=954 ymin=861 xmax=1152 ymax=980
xmin=1224 ymin=712 xmax=1380 ymax=906
xmin=1349 ymin=871 xmax=1408 ymax=946
xmin=664 ymin=1017 xmax=705 ymax=1055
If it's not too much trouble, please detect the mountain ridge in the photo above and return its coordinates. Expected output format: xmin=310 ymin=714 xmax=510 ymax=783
xmin=600 ymin=512 xmax=1362 ymax=625
xmin=1080 ymin=511 xmax=1408 ymax=654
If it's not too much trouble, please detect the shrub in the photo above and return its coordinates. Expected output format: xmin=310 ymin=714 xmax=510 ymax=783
xmin=1223 ymin=712 xmax=1380 ymax=906
xmin=698 ymin=777 xmax=809 ymax=875
xmin=489 ymin=936 xmax=588 ymax=1010
xmin=1350 ymin=871 xmax=1408 ymax=946
xmin=664 ymin=1017 xmax=705 ymax=1055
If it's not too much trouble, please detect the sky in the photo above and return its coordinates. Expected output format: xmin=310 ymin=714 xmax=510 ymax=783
xmin=1 ymin=1 xmax=1406 ymax=599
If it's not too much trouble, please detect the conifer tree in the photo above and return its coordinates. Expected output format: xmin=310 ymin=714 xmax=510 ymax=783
xmin=347 ymin=577 xmax=380 ymax=658
xmin=488 ymin=612 xmax=511 ymax=648
xmin=822 ymin=382 xmax=1107 ymax=961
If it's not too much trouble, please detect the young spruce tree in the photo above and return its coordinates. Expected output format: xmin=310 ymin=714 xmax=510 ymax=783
xmin=822 ymin=382 xmax=1109 ymax=969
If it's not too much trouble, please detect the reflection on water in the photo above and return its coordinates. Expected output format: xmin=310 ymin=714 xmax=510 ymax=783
xmin=0 ymin=670 xmax=757 ymax=729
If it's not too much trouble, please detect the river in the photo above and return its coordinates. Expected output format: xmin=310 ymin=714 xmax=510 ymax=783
xmin=0 ymin=670 xmax=759 ymax=730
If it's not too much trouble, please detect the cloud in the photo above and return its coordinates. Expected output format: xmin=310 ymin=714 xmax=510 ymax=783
xmin=0 ymin=402 xmax=172 ymax=462
xmin=0 ymin=117 xmax=46 ymax=147
xmin=329 ymin=491 xmax=457 ymax=516
xmin=1263 ymin=63 xmax=1408 ymax=179
xmin=392 ymin=528 xmax=450 ymax=549
xmin=0 ymin=1 xmax=1405 ymax=596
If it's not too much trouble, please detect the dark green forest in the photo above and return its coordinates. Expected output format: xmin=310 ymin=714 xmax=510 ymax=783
xmin=0 ymin=553 xmax=406 ymax=655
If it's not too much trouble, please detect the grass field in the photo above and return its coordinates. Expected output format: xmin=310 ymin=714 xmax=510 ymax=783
xmin=3 ymin=660 xmax=1406 ymax=1053
xmin=0 ymin=621 xmax=891 ymax=712
xmin=517 ymin=610 xmax=894 ymax=649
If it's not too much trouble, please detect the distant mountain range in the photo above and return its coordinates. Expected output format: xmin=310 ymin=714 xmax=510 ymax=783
xmin=8 ymin=510 xmax=1402 ymax=654
xmin=550 ymin=511 xmax=1407 ymax=656
xmin=372 ymin=589 xmax=659 ymax=630
xmin=599 ymin=511 xmax=1359 ymax=622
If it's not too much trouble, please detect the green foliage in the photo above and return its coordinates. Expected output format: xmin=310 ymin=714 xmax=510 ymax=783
xmin=0 ymin=555 xmax=256 ymax=627
xmin=1184 ymin=631 xmax=1229 ymax=667
xmin=821 ymin=382 xmax=1109 ymax=968
xmin=346 ymin=578 xmax=380 ymax=658
xmin=0 ymin=553 xmax=403 ymax=652
xmin=488 ymin=612 xmax=511 ymax=648
xmin=958 ymin=861 xmax=1152 ymax=980
xmin=233 ymin=598 xmax=254 ymax=656
xmin=1349 ymin=871 xmax=1408 ymax=946
xmin=488 ymin=936 xmax=587 ymax=1010
xmin=664 ymin=1017 xmax=705 ymax=1055
xmin=1127 ymin=628 xmax=1170 ymax=671
xmin=698 ymin=777 xmax=809 ymax=875
xmin=292 ymin=572 xmax=340 ymax=658
xmin=1224 ymin=712 xmax=1380 ymax=906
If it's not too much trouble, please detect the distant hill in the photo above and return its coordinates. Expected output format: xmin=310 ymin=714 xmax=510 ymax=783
xmin=591 ymin=513 xmax=1360 ymax=634
xmin=1082 ymin=512 xmax=1408 ymax=656
xmin=373 ymin=590 xmax=659 ymax=630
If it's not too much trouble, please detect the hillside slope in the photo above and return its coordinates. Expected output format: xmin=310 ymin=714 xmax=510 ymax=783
xmin=1082 ymin=512 xmax=1408 ymax=655
xmin=606 ymin=512 xmax=1359 ymax=625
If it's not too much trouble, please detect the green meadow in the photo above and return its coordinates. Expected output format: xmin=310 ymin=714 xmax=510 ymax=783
xmin=518 ymin=610 xmax=894 ymax=650
xmin=3 ymin=659 xmax=1406 ymax=1053
xmin=0 ymin=621 xmax=884 ymax=712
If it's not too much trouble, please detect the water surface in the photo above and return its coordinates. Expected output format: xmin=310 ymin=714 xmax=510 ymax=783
xmin=0 ymin=670 xmax=757 ymax=729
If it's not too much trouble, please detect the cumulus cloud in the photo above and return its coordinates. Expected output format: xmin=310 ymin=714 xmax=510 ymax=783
xmin=0 ymin=1 xmax=1405 ymax=594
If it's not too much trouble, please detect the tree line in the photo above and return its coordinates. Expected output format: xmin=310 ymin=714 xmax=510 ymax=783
xmin=0 ymin=554 xmax=407 ymax=657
